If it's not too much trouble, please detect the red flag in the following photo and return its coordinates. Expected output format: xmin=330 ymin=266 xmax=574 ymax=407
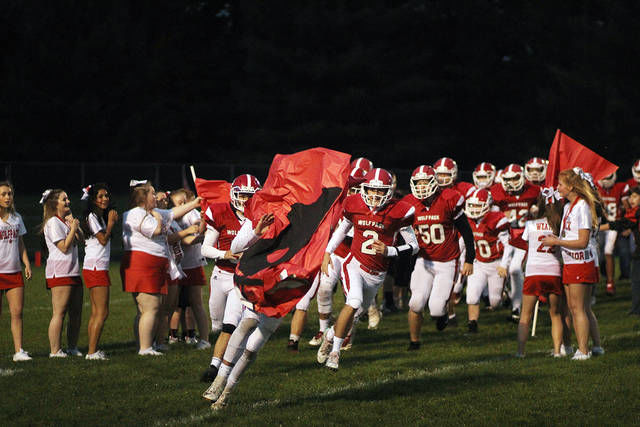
xmin=194 ymin=178 xmax=231 ymax=212
xmin=234 ymin=147 xmax=351 ymax=318
xmin=546 ymin=129 xmax=618 ymax=187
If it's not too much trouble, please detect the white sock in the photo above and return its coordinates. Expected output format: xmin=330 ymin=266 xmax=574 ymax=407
xmin=218 ymin=363 xmax=233 ymax=379
xmin=226 ymin=351 xmax=255 ymax=390
xmin=319 ymin=318 xmax=330 ymax=332
xmin=289 ymin=334 xmax=300 ymax=342
xmin=332 ymin=337 xmax=344 ymax=353
xmin=325 ymin=326 xmax=335 ymax=341
xmin=210 ymin=356 xmax=221 ymax=368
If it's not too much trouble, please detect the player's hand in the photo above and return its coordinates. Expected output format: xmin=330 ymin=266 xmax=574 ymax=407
xmin=24 ymin=264 xmax=32 ymax=280
xmin=372 ymin=240 xmax=388 ymax=256
xmin=461 ymin=262 xmax=473 ymax=276
xmin=321 ymin=252 xmax=333 ymax=276
xmin=107 ymin=209 xmax=119 ymax=225
xmin=255 ymin=213 xmax=275 ymax=236
xmin=541 ymin=235 xmax=559 ymax=247
xmin=497 ymin=266 xmax=508 ymax=278
xmin=223 ymin=250 xmax=241 ymax=261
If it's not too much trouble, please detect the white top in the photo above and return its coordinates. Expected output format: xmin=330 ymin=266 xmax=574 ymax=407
xmin=44 ymin=216 xmax=80 ymax=278
xmin=0 ymin=213 xmax=27 ymax=274
xmin=83 ymin=212 xmax=110 ymax=271
xmin=559 ymin=198 xmax=596 ymax=265
xmin=122 ymin=207 xmax=173 ymax=258
xmin=522 ymin=218 xmax=562 ymax=277
xmin=178 ymin=209 xmax=206 ymax=269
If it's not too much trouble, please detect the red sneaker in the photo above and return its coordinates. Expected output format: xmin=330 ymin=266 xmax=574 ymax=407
xmin=606 ymin=282 xmax=616 ymax=296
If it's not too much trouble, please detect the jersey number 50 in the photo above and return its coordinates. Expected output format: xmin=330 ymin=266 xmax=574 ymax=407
xmin=416 ymin=224 xmax=445 ymax=245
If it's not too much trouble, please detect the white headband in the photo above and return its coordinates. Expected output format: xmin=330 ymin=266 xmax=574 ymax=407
xmin=129 ymin=179 xmax=148 ymax=187
xmin=572 ymin=167 xmax=596 ymax=190
xmin=39 ymin=189 xmax=53 ymax=204
xmin=81 ymin=185 xmax=92 ymax=201
xmin=541 ymin=186 xmax=560 ymax=205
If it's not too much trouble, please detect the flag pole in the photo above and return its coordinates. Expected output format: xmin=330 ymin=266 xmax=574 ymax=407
xmin=189 ymin=165 xmax=197 ymax=183
xmin=531 ymin=299 xmax=540 ymax=337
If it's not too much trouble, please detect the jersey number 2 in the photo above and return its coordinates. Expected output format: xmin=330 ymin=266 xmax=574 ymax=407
xmin=537 ymin=235 xmax=555 ymax=253
xmin=361 ymin=230 xmax=379 ymax=255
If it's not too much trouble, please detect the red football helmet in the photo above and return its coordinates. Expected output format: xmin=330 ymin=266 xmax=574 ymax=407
xmin=598 ymin=172 xmax=617 ymax=189
xmin=361 ymin=168 xmax=393 ymax=208
xmin=410 ymin=165 xmax=439 ymax=200
xmin=351 ymin=157 xmax=374 ymax=173
xmin=472 ymin=162 xmax=496 ymax=189
xmin=465 ymin=188 xmax=492 ymax=219
xmin=524 ymin=157 xmax=547 ymax=184
xmin=632 ymin=159 xmax=640 ymax=181
xmin=501 ymin=164 xmax=525 ymax=193
xmin=230 ymin=174 xmax=261 ymax=212
xmin=347 ymin=167 xmax=367 ymax=195
xmin=433 ymin=157 xmax=458 ymax=187
xmin=495 ymin=168 xmax=504 ymax=184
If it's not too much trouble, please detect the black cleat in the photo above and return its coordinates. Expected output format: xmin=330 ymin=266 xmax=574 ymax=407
xmin=407 ymin=341 xmax=421 ymax=351
xmin=287 ymin=339 xmax=299 ymax=352
xmin=510 ymin=308 xmax=520 ymax=323
xmin=468 ymin=320 xmax=478 ymax=333
xmin=448 ymin=315 xmax=458 ymax=327
xmin=200 ymin=365 xmax=218 ymax=383
xmin=436 ymin=315 xmax=449 ymax=331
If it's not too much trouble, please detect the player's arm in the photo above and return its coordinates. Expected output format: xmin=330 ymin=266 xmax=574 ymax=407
xmin=496 ymin=229 xmax=511 ymax=278
xmin=378 ymin=226 xmax=419 ymax=257
xmin=201 ymin=227 xmax=239 ymax=261
xmin=230 ymin=213 xmax=275 ymax=254
xmin=454 ymin=212 xmax=475 ymax=275
xmin=322 ymin=217 xmax=353 ymax=275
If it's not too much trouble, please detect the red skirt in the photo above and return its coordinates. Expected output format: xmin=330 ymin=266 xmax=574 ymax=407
xmin=178 ymin=266 xmax=206 ymax=286
xmin=82 ymin=268 xmax=112 ymax=288
xmin=46 ymin=276 xmax=83 ymax=289
xmin=562 ymin=261 xmax=598 ymax=285
xmin=0 ymin=272 xmax=25 ymax=290
xmin=120 ymin=251 xmax=169 ymax=295
xmin=523 ymin=275 xmax=563 ymax=296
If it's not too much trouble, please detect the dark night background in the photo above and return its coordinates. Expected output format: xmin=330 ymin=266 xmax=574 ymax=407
xmin=2 ymin=0 xmax=640 ymax=176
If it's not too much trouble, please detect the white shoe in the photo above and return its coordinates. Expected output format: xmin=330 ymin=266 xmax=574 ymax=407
xmin=591 ymin=346 xmax=605 ymax=356
xmin=66 ymin=347 xmax=83 ymax=357
xmin=317 ymin=334 xmax=333 ymax=364
xmin=153 ymin=343 xmax=169 ymax=352
xmin=559 ymin=344 xmax=574 ymax=357
xmin=185 ymin=336 xmax=198 ymax=345
xmin=13 ymin=349 xmax=32 ymax=362
xmin=49 ymin=349 xmax=68 ymax=358
xmin=85 ymin=350 xmax=109 ymax=360
xmin=552 ymin=353 xmax=563 ymax=358
xmin=168 ymin=336 xmax=180 ymax=345
xmin=203 ymin=376 xmax=227 ymax=401
xmin=308 ymin=331 xmax=324 ymax=346
xmin=340 ymin=334 xmax=352 ymax=351
xmin=571 ymin=349 xmax=592 ymax=361
xmin=210 ymin=389 xmax=231 ymax=410
xmin=367 ymin=305 xmax=381 ymax=330
xmin=195 ymin=340 xmax=212 ymax=350
xmin=138 ymin=347 xmax=164 ymax=356
xmin=326 ymin=351 xmax=340 ymax=370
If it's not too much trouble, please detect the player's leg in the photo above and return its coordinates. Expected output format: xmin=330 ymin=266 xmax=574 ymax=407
xmin=508 ymin=248 xmax=526 ymax=321
xmin=465 ymin=264 xmax=485 ymax=332
xmin=208 ymin=268 xmax=229 ymax=334
xmin=427 ymin=259 xmax=457 ymax=331
xmin=603 ymin=230 xmax=618 ymax=295
xmin=408 ymin=258 xmax=434 ymax=349
xmin=288 ymin=274 xmax=319 ymax=351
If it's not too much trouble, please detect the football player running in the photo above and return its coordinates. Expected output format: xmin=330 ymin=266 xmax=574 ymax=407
xmin=200 ymin=174 xmax=260 ymax=382
xmin=472 ymin=162 xmax=497 ymax=190
xmin=402 ymin=166 xmax=475 ymax=349
xmin=317 ymin=168 xmax=418 ymax=370
xmin=490 ymin=164 xmax=540 ymax=321
xmin=434 ymin=157 xmax=475 ymax=199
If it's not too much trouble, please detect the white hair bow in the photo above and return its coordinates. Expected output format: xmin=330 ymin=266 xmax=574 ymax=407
xmin=572 ymin=167 xmax=596 ymax=190
xmin=81 ymin=185 xmax=92 ymax=201
xmin=129 ymin=179 xmax=148 ymax=187
xmin=541 ymin=186 xmax=560 ymax=205
xmin=39 ymin=189 xmax=52 ymax=204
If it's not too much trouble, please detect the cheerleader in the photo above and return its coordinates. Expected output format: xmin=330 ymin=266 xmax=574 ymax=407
xmin=81 ymin=183 xmax=118 ymax=360
xmin=121 ymin=181 xmax=201 ymax=356
xmin=516 ymin=193 xmax=564 ymax=357
xmin=542 ymin=169 xmax=603 ymax=360
xmin=41 ymin=188 xmax=85 ymax=358
xmin=0 ymin=181 xmax=32 ymax=362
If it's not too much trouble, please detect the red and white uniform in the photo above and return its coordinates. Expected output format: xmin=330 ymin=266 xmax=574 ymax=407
xmin=44 ymin=216 xmax=81 ymax=288
xmin=402 ymin=189 xmax=465 ymax=317
xmin=82 ymin=212 xmax=111 ymax=288
xmin=202 ymin=202 xmax=245 ymax=331
xmin=325 ymin=194 xmax=416 ymax=311
xmin=0 ymin=213 xmax=26 ymax=289
xmin=521 ymin=218 xmax=563 ymax=296
xmin=317 ymin=217 xmax=353 ymax=315
xmin=597 ymin=181 xmax=629 ymax=256
xmin=177 ymin=209 xmax=207 ymax=286
xmin=453 ymin=181 xmax=475 ymax=200
xmin=121 ymin=207 xmax=172 ymax=294
xmin=463 ymin=211 xmax=509 ymax=306
xmin=560 ymin=198 xmax=598 ymax=284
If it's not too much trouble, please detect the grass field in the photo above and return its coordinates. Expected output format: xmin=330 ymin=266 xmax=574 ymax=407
xmin=1 ymin=263 xmax=640 ymax=426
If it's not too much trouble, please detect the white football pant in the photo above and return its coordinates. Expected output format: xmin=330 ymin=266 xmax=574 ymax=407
xmin=409 ymin=257 xmax=457 ymax=317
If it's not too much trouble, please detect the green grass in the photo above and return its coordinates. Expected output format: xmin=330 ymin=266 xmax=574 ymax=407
xmin=1 ymin=263 xmax=640 ymax=426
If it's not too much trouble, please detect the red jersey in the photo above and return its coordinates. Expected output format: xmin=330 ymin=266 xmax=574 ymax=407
xmin=343 ymin=194 xmax=414 ymax=271
xmin=402 ymin=189 xmax=464 ymax=262
xmin=489 ymin=182 xmax=540 ymax=249
xmin=468 ymin=211 xmax=509 ymax=263
xmin=597 ymin=182 xmax=629 ymax=221
xmin=626 ymin=178 xmax=640 ymax=190
xmin=453 ymin=181 xmax=475 ymax=200
xmin=333 ymin=217 xmax=352 ymax=258
xmin=203 ymin=202 xmax=243 ymax=273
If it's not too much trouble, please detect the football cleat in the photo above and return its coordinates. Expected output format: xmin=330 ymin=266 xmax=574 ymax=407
xmin=287 ymin=339 xmax=299 ymax=352
xmin=435 ymin=315 xmax=448 ymax=331
xmin=367 ymin=305 xmax=381 ymax=330
xmin=510 ymin=308 xmax=521 ymax=323
xmin=317 ymin=335 xmax=333 ymax=364
xmin=571 ymin=349 xmax=592 ymax=361
xmin=468 ymin=320 xmax=478 ymax=333
xmin=407 ymin=341 xmax=421 ymax=351
xmin=325 ymin=351 xmax=340 ymax=371
xmin=308 ymin=331 xmax=324 ymax=347
xmin=195 ymin=340 xmax=212 ymax=350
xmin=340 ymin=334 xmax=352 ymax=351
xmin=448 ymin=315 xmax=458 ymax=327
xmin=200 ymin=365 xmax=219 ymax=383
xmin=203 ymin=376 xmax=227 ymax=401
xmin=210 ymin=389 xmax=231 ymax=411
xmin=591 ymin=346 xmax=605 ymax=356
xmin=13 ymin=349 xmax=32 ymax=362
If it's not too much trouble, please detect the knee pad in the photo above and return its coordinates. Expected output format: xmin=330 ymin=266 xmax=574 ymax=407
xmin=408 ymin=293 xmax=427 ymax=314
xmin=237 ymin=317 xmax=259 ymax=334
xmin=211 ymin=320 xmax=223 ymax=334
xmin=242 ymin=349 xmax=257 ymax=362
xmin=222 ymin=323 xmax=236 ymax=334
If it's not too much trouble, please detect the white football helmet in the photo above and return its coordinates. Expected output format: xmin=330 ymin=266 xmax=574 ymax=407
xmin=465 ymin=188 xmax=492 ymax=219
xmin=501 ymin=164 xmax=525 ymax=193
xmin=410 ymin=165 xmax=439 ymax=200
xmin=598 ymin=172 xmax=617 ymax=190
xmin=433 ymin=157 xmax=458 ymax=187
xmin=524 ymin=157 xmax=547 ymax=183
xmin=472 ymin=162 xmax=496 ymax=189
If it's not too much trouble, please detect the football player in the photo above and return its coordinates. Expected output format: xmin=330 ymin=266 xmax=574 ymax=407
xmin=199 ymin=174 xmax=261 ymax=382
xmin=316 ymin=168 xmax=419 ymax=370
xmin=351 ymin=157 xmax=374 ymax=172
xmin=433 ymin=157 xmax=475 ymax=199
xmin=460 ymin=188 xmax=509 ymax=332
xmin=402 ymin=166 xmax=475 ymax=349
xmin=490 ymin=163 xmax=540 ymax=321
xmin=524 ymin=157 xmax=547 ymax=186
xmin=596 ymin=172 xmax=629 ymax=295
xmin=472 ymin=162 xmax=497 ymax=190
